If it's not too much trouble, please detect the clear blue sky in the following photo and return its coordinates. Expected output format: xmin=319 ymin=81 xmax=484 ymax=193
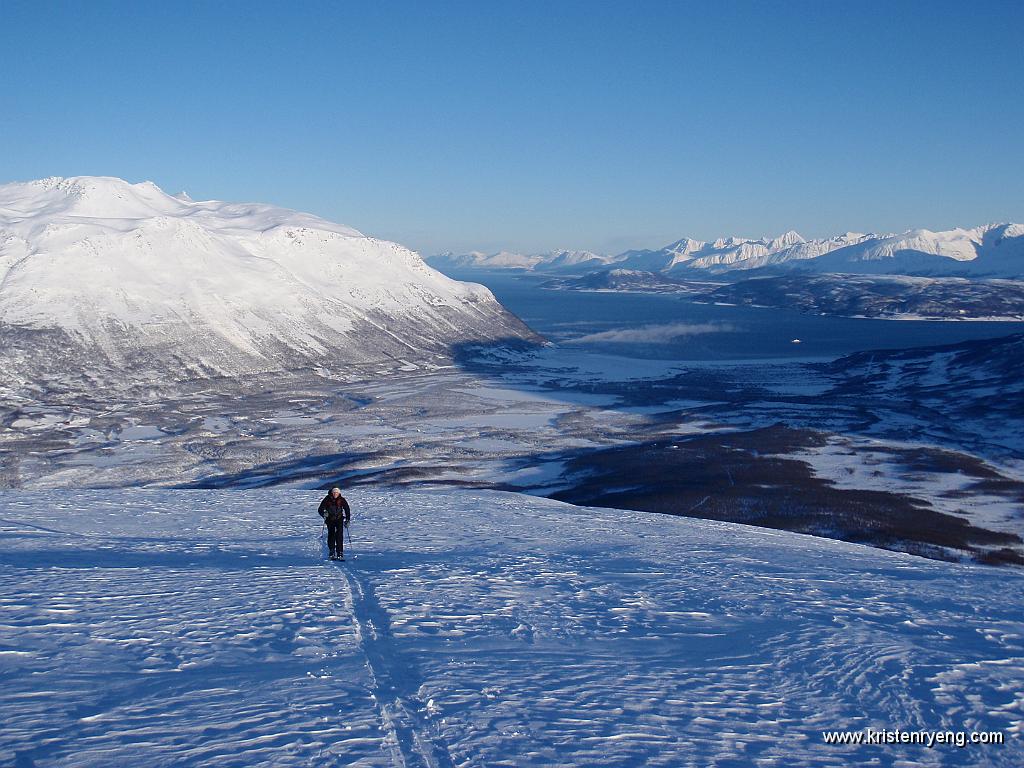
xmin=1 ymin=0 xmax=1022 ymax=255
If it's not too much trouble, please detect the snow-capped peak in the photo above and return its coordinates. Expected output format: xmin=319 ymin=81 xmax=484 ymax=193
xmin=768 ymin=230 xmax=805 ymax=249
xmin=11 ymin=175 xmax=188 ymax=219
xmin=664 ymin=237 xmax=706 ymax=253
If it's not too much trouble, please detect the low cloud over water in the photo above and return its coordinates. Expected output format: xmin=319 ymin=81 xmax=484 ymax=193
xmin=573 ymin=322 xmax=734 ymax=344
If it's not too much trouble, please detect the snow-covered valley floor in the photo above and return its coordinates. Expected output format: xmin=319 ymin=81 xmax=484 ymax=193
xmin=1 ymin=489 xmax=1021 ymax=767
xmin=4 ymin=344 xmax=1024 ymax=566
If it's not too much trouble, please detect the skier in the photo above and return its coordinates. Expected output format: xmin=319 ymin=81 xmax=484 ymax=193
xmin=318 ymin=487 xmax=351 ymax=560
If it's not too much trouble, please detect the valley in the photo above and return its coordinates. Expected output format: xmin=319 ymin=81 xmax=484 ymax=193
xmin=4 ymin=336 xmax=1023 ymax=566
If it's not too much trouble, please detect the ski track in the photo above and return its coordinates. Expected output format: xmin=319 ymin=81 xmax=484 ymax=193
xmin=1 ymin=488 xmax=1022 ymax=767
xmin=339 ymin=562 xmax=456 ymax=768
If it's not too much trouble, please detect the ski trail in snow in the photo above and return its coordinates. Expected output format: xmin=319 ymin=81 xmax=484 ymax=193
xmin=0 ymin=517 xmax=98 ymax=537
xmin=336 ymin=562 xmax=455 ymax=768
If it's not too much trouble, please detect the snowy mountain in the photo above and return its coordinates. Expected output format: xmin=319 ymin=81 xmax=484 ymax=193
xmin=427 ymin=248 xmax=619 ymax=273
xmin=803 ymin=223 xmax=1024 ymax=277
xmin=427 ymin=249 xmax=548 ymax=270
xmin=0 ymin=177 xmax=537 ymax=387
xmin=2 ymin=487 xmax=1021 ymax=766
xmin=609 ymin=230 xmax=857 ymax=273
xmin=428 ymin=232 xmax=862 ymax=275
xmin=429 ymin=224 xmax=1024 ymax=278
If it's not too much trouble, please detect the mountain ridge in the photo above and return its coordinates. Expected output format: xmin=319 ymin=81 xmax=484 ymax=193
xmin=429 ymin=222 xmax=1024 ymax=278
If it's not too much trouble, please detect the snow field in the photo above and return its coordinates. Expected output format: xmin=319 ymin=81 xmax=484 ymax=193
xmin=1 ymin=489 xmax=1022 ymax=767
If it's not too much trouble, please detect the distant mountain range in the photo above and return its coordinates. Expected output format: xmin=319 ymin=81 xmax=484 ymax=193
xmin=0 ymin=176 xmax=537 ymax=388
xmin=429 ymin=223 xmax=1024 ymax=278
xmin=429 ymin=248 xmax=618 ymax=273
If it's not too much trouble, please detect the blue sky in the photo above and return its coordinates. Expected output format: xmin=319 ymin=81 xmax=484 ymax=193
xmin=1 ymin=0 xmax=1022 ymax=254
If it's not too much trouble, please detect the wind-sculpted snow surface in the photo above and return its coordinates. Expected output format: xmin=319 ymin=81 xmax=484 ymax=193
xmin=0 ymin=176 xmax=536 ymax=386
xmin=1 ymin=489 xmax=1021 ymax=766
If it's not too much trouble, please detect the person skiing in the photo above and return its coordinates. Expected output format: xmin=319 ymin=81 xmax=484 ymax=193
xmin=318 ymin=487 xmax=351 ymax=560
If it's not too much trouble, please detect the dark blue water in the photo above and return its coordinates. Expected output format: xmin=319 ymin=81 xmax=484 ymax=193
xmin=454 ymin=271 xmax=1023 ymax=361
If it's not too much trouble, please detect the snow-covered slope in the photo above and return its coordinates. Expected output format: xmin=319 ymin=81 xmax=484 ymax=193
xmin=0 ymin=177 xmax=536 ymax=385
xmin=825 ymin=332 xmax=1024 ymax=424
xmin=429 ymin=224 xmax=1024 ymax=278
xmin=1 ymin=488 xmax=1021 ymax=767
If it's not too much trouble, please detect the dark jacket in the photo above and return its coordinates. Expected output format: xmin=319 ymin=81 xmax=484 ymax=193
xmin=318 ymin=493 xmax=351 ymax=523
